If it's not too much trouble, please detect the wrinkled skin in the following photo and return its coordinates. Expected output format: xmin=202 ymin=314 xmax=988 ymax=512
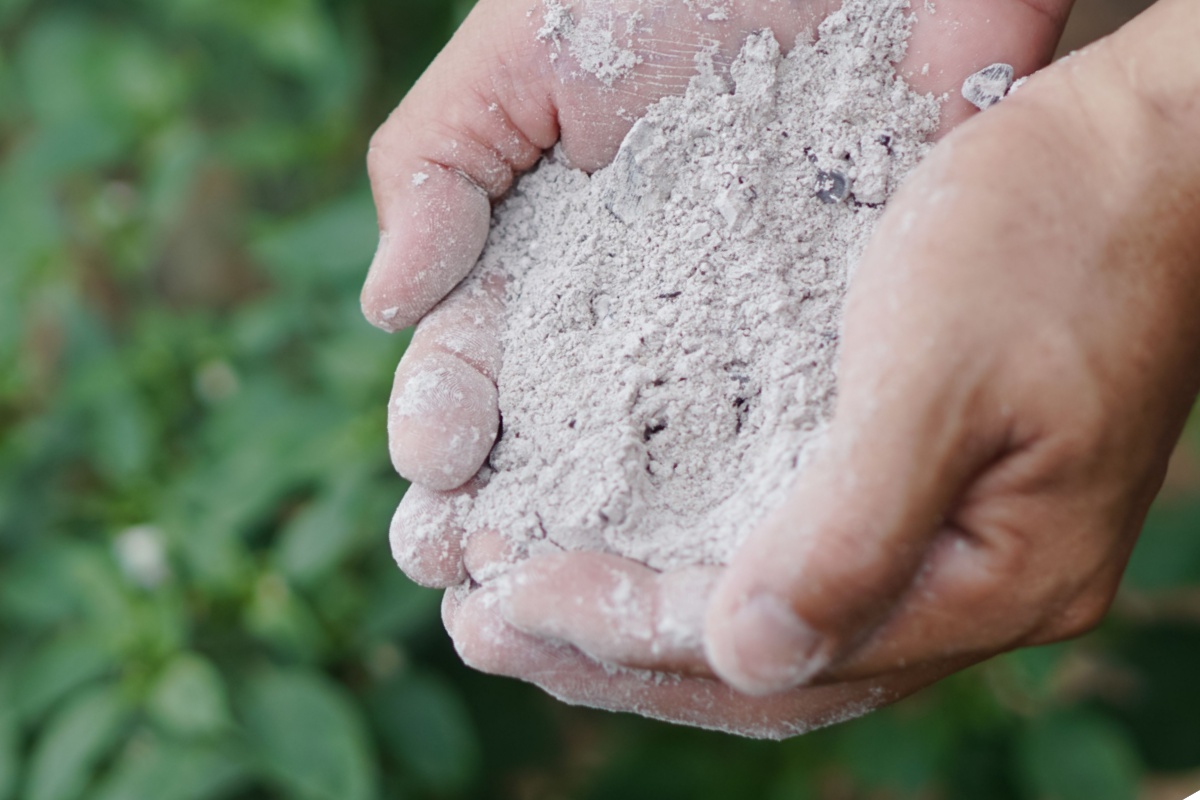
xmin=366 ymin=0 xmax=1200 ymax=738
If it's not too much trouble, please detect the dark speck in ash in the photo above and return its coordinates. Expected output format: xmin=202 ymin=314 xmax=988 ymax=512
xmin=816 ymin=170 xmax=849 ymax=204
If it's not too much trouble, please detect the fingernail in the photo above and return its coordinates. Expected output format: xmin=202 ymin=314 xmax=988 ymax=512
xmin=729 ymin=594 xmax=828 ymax=695
xmin=364 ymin=233 xmax=401 ymax=331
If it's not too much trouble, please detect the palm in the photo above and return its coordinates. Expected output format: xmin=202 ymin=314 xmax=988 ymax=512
xmin=527 ymin=0 xmax=1065 ymax=172
xmin=523 ymin=0 xmax=841 ymax=172
xmin=366 ymin=0 xmax=1075 ymax=735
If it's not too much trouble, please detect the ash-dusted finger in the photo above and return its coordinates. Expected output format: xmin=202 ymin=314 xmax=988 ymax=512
xmin=388 ymin=352 xmax=497 ymax=491
xmin=388 ymin=277 xmax=504 ymax=491
xmin=452 ymin=586 xmax=971 ymax=740
xmin=361 ymin=0 xmax=558 ymax=331
xmin=363 ymin=168 xmax=492 ymax=331
xmin=497 ymin=552 xmax=720 ymax=674
xmin=442 ymin=583 xmax=471 ymax=637
xmin=390 ymin=482 xmax=479 ymax=587
xmin=463 ymin=528 xmax=528 ymax=585
xmin=899 ymin=0 xmax=1074 ymax=132
xmin=411 ymin=272 xmax=505 ymax=381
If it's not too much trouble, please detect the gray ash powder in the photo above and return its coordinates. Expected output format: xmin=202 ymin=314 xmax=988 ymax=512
xmin=422 ymin=0 xmax=939 ymax=575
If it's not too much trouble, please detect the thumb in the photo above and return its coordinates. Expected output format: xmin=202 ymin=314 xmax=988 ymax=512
xmin=704 ymin=321 xmax=1001 ymax=695
xmin=361 ymin=0 xmax=558 ymax=332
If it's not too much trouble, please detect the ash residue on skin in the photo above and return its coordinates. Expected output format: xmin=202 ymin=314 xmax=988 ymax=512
xmin=537 ymin=0 xmax=644 ymax=85
xmin=962 ymin=62 xmax=1015 ymax=110
xmin=449 ymin=0 xmax=939 ymax=572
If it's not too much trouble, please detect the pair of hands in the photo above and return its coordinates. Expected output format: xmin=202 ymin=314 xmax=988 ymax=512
xmin=364 ymin=0 xmax=1200 ymax=737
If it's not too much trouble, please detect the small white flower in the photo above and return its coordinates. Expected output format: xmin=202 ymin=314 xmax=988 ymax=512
xmin=114 ymin=525 xmax=170 ymax=589
xmin=194 ymin=359 xmax=239 ymax=403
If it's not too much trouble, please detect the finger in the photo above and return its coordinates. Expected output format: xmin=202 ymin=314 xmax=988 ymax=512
xmin=463 ymin=527 xmax=527 ymax=585
xmin=387 ymin=353 xmax=496 ymax=492
xmin=495 ymin=490 xmax=1103 ymax=685
xmin=362 ymin=0 xmax=847 ymax=331
xmin=390 ymin=481 xmax=479 ymax=588
xmin=704 ymin=409 xmax=994 ymax=695
xmin=496 ymin=552 xmax=719 ymax=673
xmin=705 ymin=190 xmax=1022 ymax=695
xmin=803 ymin=520 xmax=1040 ymax=681
xmin=809 ymin=447 xmax=1135 ymax=682
xmin=388 ymin=275 xmax=504 ymax=490
xmin=442 ymin=583 xmax=470 ymax=637
xmin=363 ymin=0 xmax=1077 ymax=333
xmin=362 ymin=0 xmax=556 ymax=331
xmin=901 ymin=0 xmax=1075 ymax=130
xmin=453 ymin=585 xmax=971 ymax=739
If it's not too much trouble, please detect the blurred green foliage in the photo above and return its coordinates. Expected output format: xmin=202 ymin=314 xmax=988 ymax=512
xmin=1 ymin=0 xmax=1199 ymax=798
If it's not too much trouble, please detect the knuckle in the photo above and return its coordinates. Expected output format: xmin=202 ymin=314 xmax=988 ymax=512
xmin=366 ymin=120 xmax=399 ymax=179
xmin=1051 ymin=397 xmax=1109 ymax=465
xmin=1018 ymin=330 xmax=1113 ymax=463
xmin=1040 ymin=583 xmax=1118 ymax=643
xmin=971 ymin=520 xmax=1037 ymax=588
xmin=390 ymin=525 xmax=464 ymax=586
xmin=389 ymin=488 xmax=468 ymax=587
xmin=396 ymin=546 xmax=464 ymax=589
xmin=975 ymin=516 xmax=1118 ymax=644
xmin=793 ymin=529 xmax=918 ymax=631
xmin=416 ymin=296 xmax=505 ymax=382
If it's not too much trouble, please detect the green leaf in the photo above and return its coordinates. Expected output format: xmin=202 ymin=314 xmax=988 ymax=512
xmin=88 ymin=382 xmax=154 ymax=485
xmin=0 ymin=0 xmax=35 ymax=27
xmin=1102 ymin=624 xmax=1200 ymax=771
xmin=369 ymin=671 xmax=480 ymax=793
xmin=243 ymin=572 xmax=328 ymax=659
xmin=147 ymin=653 xmax=233 ymax=737
xmin=1124 ymin=498 xmax=1200 ymax=590
xmin=0 ymin=543 xmax=86 ymax=627
xmin=0 ymin=708 xmax=17 ymax=800
xmin=13 ymin=632 xmax=116 ymax=723
xmin=1 ymin=539 xmax=134 ymax=638
xmin=63 ymin=545 xmax=139 ymax=638
xmin=141 ymin=122 xmax=206 ymax=235
xmin=251 ymin=192 xmax=377 ymax=285
xmin=312 ymin=303 xmax=407 ymax=404
xmin=240 ymin=669 xmax=377 ymax=800
xmin=165 ymin=0 xmax=342 ymax=78
xmin=997 ymin=643 xmax=1072 ymax=706
xmin=15 ymin=15 xmax=104 ymax=125
xmin=1016 ymin=710 xmax=1141 ymax=800
xmin=836 ymin=706 xmax=948 ymax=794
xmin=15 ymin=14 xmax=182 ymax=128
xmin=26 ymin=683 xmax=130 ymax=800
xmin=93 ymin=736 xmax=248 ymax=800
xmin=166 ymin=518 xmax=252 ymax=595
xmin=275 ymin=472 xmax=369 ymax=586
xmin=360 ymin=568 xmax=441 ymax=642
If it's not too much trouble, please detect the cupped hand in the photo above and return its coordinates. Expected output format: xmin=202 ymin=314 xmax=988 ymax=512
xmin=371 ymin=0 xmax=1070 ymax=494
xmin=367 ymin=0 xmax=1102 ymax=735
xmin=476 ymin=0 xmax=1200 ymax=733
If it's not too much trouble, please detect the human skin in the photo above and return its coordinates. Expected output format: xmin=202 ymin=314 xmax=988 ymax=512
xmin=365 ymin=0 xmax=1200 ymax=736
xmin=368 ymin=0 xmax=1067 ymax=489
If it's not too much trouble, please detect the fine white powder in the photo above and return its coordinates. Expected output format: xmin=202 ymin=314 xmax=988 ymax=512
xmin=432 ymin=0 xmax=940 ymax=577
xmin=536 ymin=0 xmax=644 ymax=85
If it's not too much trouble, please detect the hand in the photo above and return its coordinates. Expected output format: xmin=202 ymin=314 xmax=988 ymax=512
xmin=476 ymin=0 xmax=1200 ymax=733
xmin=369 ymin=0 xmax=1069 ymax=493
xmin=368 ymin=0 xmax=1084 ymax=735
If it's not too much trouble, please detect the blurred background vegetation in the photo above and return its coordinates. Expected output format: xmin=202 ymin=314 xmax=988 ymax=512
xmin=0 ymin=0 xmax=1196 ymax=798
